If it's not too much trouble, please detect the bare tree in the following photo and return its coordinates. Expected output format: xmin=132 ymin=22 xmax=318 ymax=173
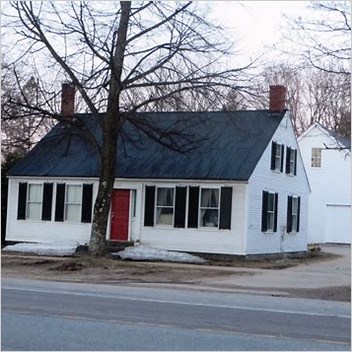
xmin=283 ymin=1 xmax=351 ymax=75
xmin=4 ymin=1 xmax=252 ymax=255
xmin=1 ymin=62 xmax=57 ymax=157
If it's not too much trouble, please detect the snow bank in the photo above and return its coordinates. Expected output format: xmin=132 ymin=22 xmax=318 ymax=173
xmin=3 ymin=242 xmax=206 ymax=263
xmin=2 ymin=241 xmax=79 ymax=256
xmin=113 ymin=245 xmax=206 ymax=263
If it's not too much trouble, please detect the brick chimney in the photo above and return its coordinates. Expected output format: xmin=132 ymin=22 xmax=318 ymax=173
xmin=269 ymin=85 xmax=286 ymax=112
xmin=61 ymin=82 xmax=75 ymax=116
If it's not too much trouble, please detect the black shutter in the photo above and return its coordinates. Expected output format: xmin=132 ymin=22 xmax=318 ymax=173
xmin=286 ymin=147 xmax=291 ymax=174
xmin=296 ymin=196 xmax=301 ymax=232
xmin=174 ymin=186 xmax=186 ymax=228
xmin=81 ymin=184 xmax=93 ymax=223
xmin=219 ymin=187 xmax=232 ymax=230
xmin=55 ymin=183 xmax=66 ymax=222
xmin=274 ymin=193 xmax=278 ymax=232
xmin=294 ymin=149 xmax=297 ymax=176
xmin=280 ymin=144 xmax=285 ymax=172
xmin=144 ymin=186 xmax=155 ymax=226
xmin=270 ymin=142 xmax=276 ymax=170
xmin=287 ymin=195 xmax=292 ymax=233
xmin=41 ymin=183 xmax=53 ymax=221
xmin=187 ymin=186 xmax=199 ymax=228
xmin=17 ymin=182 xmax=27 ymax=220
xmin=261 ymin=191 xmax=268 ymax=232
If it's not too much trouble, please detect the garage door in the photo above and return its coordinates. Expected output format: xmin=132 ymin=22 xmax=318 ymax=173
xmin=325 ymin=205 xmax=351 ymax=244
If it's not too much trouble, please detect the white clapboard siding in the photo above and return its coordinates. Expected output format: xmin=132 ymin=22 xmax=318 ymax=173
xmin=246 ymin=112 xmax=310 ymax=254
xmin=298 ymin=124 xmax=351 ymax=244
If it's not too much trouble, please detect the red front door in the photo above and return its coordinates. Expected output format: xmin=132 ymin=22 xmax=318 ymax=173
xmin=111 ymin=189 xmax=130 ymax=241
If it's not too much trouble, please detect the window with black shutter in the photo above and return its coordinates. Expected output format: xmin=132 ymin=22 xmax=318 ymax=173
xmin=17 ymin=182 xmax=27 ymax=220
xmin=270 ymin=142 xmax=276 ymax=170
xmin=261 ymin=191 xmax=268 ymax=232
xmin=174 ymin=186 xmax=186 ymax=228
xmin=286 ymin=147 xmax=297 ymax=175
xmin=287 ymin=195 xmax=300 ymax=233
xmin=219 ymin=187 xmax=232 ymax=230
xmin=144 ymin=186 xmax=155 ymax=226
xmin=261 ymin=191 xmax=278 ymax=232
xmin=187 ymin=186 xmax=199 ymax=228
xmin=42 ymin=183 xmax=53 ymax=221
xmin=271 ymin=142 xmax=284 ymax=172
xmin=286 ymin=147 xmax=291 ymax=174
xmin=280 ymin=145 xmax=285 ymax=172
xmin=55 ymin=183 xmax=66 ymax=222
xmin=81 ymin=184 xmax=93 ymax=223
xmin=274 ymin=193 xmax=278 ymax=232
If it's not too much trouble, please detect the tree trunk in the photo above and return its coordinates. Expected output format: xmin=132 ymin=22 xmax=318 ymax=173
xmin=89 ymin=115 xmax=120 ymax=255
xmin=89 ymin=1 xmax=131 ymax=256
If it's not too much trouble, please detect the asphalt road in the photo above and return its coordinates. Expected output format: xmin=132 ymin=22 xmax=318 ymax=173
xmin=1 ymin=278 xmax=350 ymax=351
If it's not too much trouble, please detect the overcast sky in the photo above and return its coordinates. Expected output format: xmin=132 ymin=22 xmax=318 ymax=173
xmin=209 ymin=1 xmax=311 ymax=64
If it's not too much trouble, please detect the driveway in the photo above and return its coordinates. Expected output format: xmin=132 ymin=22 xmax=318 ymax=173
xmin=193 ymin=244 xmax=350 ymax=299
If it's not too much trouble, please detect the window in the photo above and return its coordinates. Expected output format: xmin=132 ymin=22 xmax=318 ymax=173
xmin=27 ymin=184 xmax=43 ymax=220
xmin=55 ymin=183 xmax=93 ymax=223
xmin=17 ymin=182 xmax=53 ymax=221
xmin=311 ymin=148 xmax=322 ymax=167
xmin=144 ymin=185 xmax=232 ymax=230
xmin=65 ymin=185 xmax=82 ymax=222
xmin=155 ymin=187 xmax=174 ymax=226
xmin=285 ymin=147 xmax=297 ymax=175
xmin=200 ymin=188 xmax=219 ymax=227
xmin=271 ymin=142 xmax=284 ymax=172
xmin=131 ymin=189 xmax=137 ymax=218
xmin=261 ymin=191 xmax=278 ymax=232
xmin=287 ymin=196 xmax=301 ymax=233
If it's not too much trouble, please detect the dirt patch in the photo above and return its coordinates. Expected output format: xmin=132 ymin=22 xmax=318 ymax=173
xmin=1 ymin=254 xmax=249 ymax=284
xmin=1 ymin=250 xmax=349 ymax=302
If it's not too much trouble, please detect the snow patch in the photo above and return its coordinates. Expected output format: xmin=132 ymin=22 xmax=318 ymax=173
xmin=2 ymin=241 xmax=79 ymax=256
xmin=113 ymin=245 xmax=206 ymax=263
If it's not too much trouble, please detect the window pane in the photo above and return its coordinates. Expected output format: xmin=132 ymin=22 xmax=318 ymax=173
xmin=201 ymin=189 xmax=219 ymax=207
xmin=311 ymin=148 xmax=322 ymax=167
xmin=132 ymin=190 xmax=137 ymax=218
xmin=292 ymin=197 xmax=298 ymax=214
xmin=65 ymin=204 xmax=81 ymax=222
xmin=27 ymin=203 xmax=41 ymax=220
xmin=156 ymin=207 xmax=173 ymax=225
xmin=28 ymin=184 xmax=42 ymax=202
xmin=267 ymin=193 xmax=274 ymax=211
xmin=267 ymin=212 xmax=274 ymax=230
xmin=200 ymin=209 xmax=219 ymax=227
xmin=66 ymin=185 xmax=81 ymax=202
xmin=157 ymin=188 xmax=174 ymax=206
xmin=292 ymin=214 xmax=297 ymax=231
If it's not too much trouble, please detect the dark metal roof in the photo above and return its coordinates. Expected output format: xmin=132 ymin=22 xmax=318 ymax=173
xmin=8 ymin=110 xmax=285 ymax=181
xmin=318 ymin=123 xmax=351 ymax=149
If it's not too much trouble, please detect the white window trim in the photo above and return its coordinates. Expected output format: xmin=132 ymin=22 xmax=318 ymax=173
xmin=266 ymin=192 xmax=276 ymax=232
xmin=155 ymin=186 xmax=175 ymax=227
xmin=199 ymin=187 xmax=221 ymax=229
xmin=64 ymin=184 xmax=82 ymax=223
xmin=289 ymin=148 xmax=296 ymax=175
xmin=291 ymin=196 xmax=299 ymax=232
xmin=26 ymin=183 xmax=43 ymax=220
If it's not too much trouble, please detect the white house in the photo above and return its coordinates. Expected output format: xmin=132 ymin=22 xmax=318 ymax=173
xmin=298 ymin=123 xmax=351 ymax=244
xmin=6 ymin=85 xmax=310 ymax=255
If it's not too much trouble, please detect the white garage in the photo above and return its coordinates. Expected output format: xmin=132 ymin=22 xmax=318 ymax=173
xmin=325 ymin=205 xmax=351 ymax=244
